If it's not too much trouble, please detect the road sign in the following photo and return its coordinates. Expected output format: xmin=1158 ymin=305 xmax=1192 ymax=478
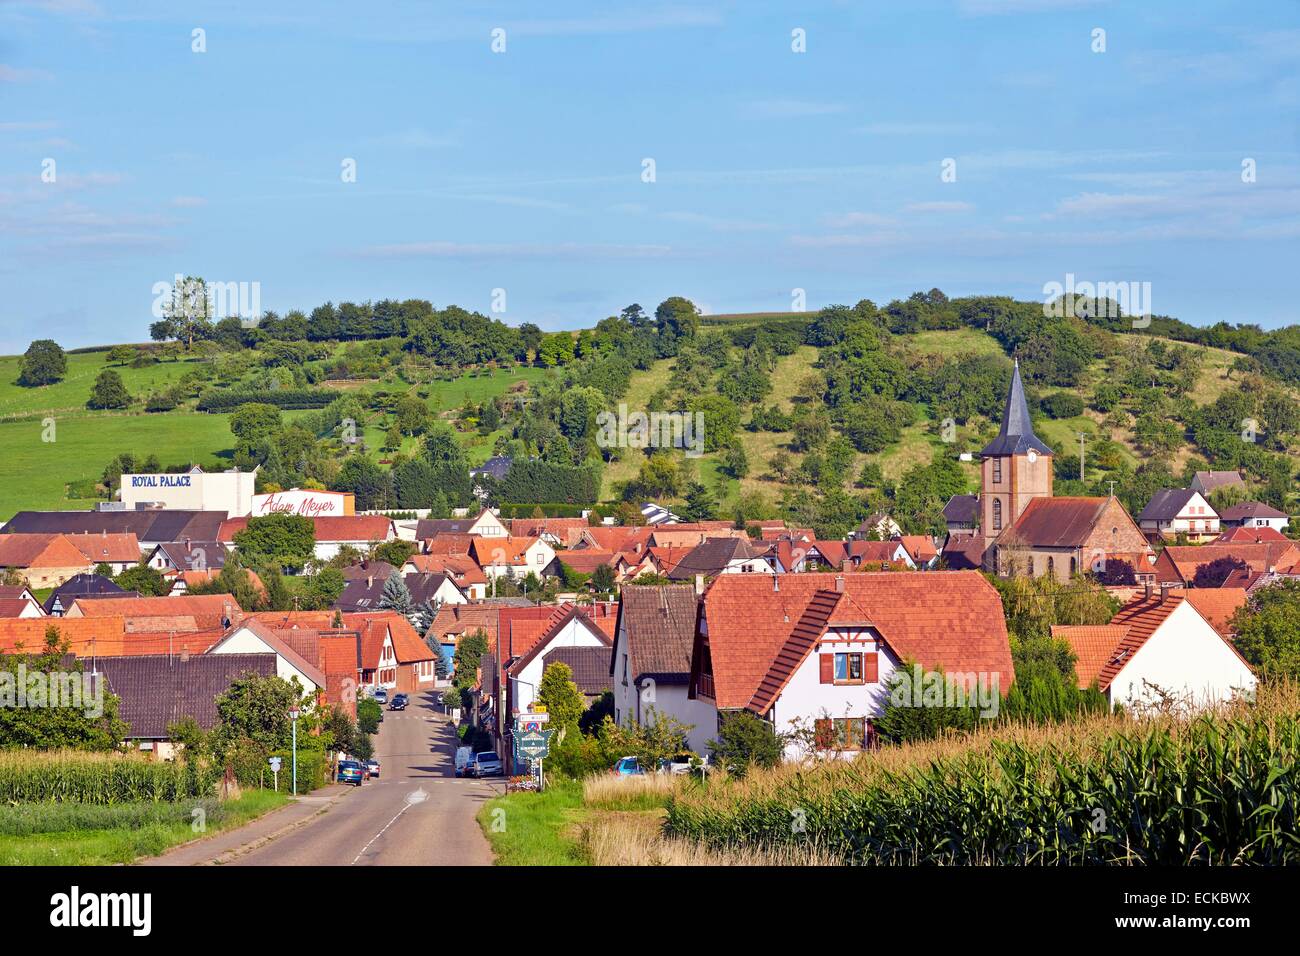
xmin=516 ymin=729 xmax=553 ymax=760
xmin=268 ymin=756 xmax=282 ymax=773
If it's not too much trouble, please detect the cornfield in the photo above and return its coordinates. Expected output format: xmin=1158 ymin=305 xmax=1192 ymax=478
xmin=0 ymin=751 xmax=218 ymax=805
xmin=665 ymin=683 xmax=1300 ymax=865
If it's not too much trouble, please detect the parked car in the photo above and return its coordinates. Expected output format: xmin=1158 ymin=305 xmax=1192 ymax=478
xmin=389 ymin=694 xmax=407 ymax=711
xmin=612 ymin=756 xmax=644 ymax=776
xmin=337 ymin=760 xmax=364 ymax=786
xmin=469 ymin=752 xmax=503 ymax=778
xmin=366 ymin=759 xmax=380 ymax=779
xmin=453 ymin=746 xmax=473 ymax=777
xmin=373 ymin=689 xmax=388 ymax=705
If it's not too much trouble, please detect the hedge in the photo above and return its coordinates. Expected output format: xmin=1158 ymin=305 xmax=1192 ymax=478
xmin=197 ymin=388 xmax=337 ymax=412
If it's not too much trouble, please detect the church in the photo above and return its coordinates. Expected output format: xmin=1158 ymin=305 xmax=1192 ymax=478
xmin=946 ymin=361 xmax=1150 ymax=582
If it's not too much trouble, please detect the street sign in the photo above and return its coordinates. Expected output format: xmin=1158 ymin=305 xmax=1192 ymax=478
xmin=516 ymin=729 xmax=553 ymax=760
xmin=268 ymin=756 xmax=282 ymax=773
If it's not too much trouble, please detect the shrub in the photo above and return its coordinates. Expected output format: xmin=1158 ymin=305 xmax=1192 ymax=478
xmin=1041 ymin=392 xmax=1085 ymax=419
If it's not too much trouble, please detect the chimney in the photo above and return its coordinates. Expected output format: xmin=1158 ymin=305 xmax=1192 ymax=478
xmin=1159 ymin=584 xmax=1170 ymax=603
xmin=841 ymin=558 xmax=852 ymax=574
xmin=694 ymin=573 xmax=705 ymax=595
xmin=1144 ymin=583 xmax=1153 ymax=601
xmin=772 ymin=575 xmax=780 ymax=592
xmin=834 ymin=574 xmax=845 ymax=593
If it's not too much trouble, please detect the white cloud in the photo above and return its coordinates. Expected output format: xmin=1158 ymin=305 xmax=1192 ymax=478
xmin=905 ymin=200 xmax=975 ymax=214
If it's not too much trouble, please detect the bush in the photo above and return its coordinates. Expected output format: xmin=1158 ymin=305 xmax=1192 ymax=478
xmin=709 ymin=711 xmax=783 ymax=774
xmin=1041 ymin=392 xmax=1085 ymax=419
xmin=197 ymin=388 xmax=336 ymax=412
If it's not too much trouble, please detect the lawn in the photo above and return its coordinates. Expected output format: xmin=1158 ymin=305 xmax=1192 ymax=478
xmin=0 ymin=790 xmax=288 ymax=866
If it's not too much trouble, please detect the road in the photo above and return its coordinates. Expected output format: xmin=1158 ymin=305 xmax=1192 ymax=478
xmin=231 ymin=692 xmax=499 ymax=866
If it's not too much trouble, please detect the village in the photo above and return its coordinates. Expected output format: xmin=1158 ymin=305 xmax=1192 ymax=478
xmin=0 ymin=364 xmax=1282 ymax=795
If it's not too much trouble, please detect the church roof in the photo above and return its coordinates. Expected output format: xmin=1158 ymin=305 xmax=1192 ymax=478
xmin=980 ymin=360 xmax=1054 ymax=458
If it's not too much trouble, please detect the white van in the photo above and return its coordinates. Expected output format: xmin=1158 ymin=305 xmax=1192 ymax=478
xmin=454 ymin=746 xmax=474 ymax=777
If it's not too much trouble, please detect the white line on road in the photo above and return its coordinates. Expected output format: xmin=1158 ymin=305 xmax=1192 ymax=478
xmin=351 ymin=800 xmax=414 ymax=865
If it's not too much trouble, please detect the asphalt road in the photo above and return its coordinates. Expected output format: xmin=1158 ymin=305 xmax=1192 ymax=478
xmin=232 ymin=693 xmax=499 ymax=866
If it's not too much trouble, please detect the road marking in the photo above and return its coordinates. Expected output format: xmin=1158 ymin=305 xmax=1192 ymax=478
xmin=351 ymin=800 xmax=416 ymax=865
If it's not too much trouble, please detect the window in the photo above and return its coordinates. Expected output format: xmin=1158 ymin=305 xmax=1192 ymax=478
xmin=992 ymin=458 xmax=1002 ymax=483
xmin=992 ymin=499 xmax=1003 ymax=531
xmin=813 ymin=718 xmax=874 ymax=751
xmin=819 ymin=652 xmax=879 ymax=685
xmin=1046 ymin=557 xmax=1054 ymax=578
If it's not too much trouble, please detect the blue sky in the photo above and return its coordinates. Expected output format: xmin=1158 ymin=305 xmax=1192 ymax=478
xmin=1 ymin=0 xmax=1297 ymax=352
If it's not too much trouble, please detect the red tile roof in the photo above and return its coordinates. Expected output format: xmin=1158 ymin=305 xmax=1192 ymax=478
xmin=66 ymin=532 xmax=140 ymax=564
xmin=1050 ymin=624 xmax=1130 ymax=688
xmin=0 ymin=534 xmax=92 ymax=570
xmin=0 ymin=616 xmax=127 ymax=655
xmin=1162 ymin=542 xmax=1300 ymax=582
xmin=1213 ymin=526 xmax=1290 ymax=544
xmin=219 ymin=515 xmax=395 ymax=544
xmin=70 ymin=593 xmax=242 ymax=631
xmin=1184 ymin=588 xmax=1249 ymax=638
xmin=998 ymin=497 xmax=1112 ymax=548
xmin=696 ymin=572 xmax=1013 ymax=711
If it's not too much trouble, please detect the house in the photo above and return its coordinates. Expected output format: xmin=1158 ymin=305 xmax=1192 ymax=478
xmin=91 ymin=653 xmax=278 ymax=759
xmin=355 ymin=613 xmax=438 ymax=694
xmin=575 ymin=526 xmax=655 ymax=556
xmin=0 ymin=616 xmax=128 ymax=656
xmin=849 ymin=539 xmax=916 ymax=569
xmin=2 ymin=510 xmax=227 ymax=549
xmin=940 ymin=532 xmax=986 ymax=571
xmin=403 ymin=553 xmax=487 ymax=599
xmin=66 ymin=532 xmax=141 ymax=574
xmin=1183 ymin=588 xmax=1249 ymax=639
xmin=0 ymin=584 xmax=46 ymax=618
xmin=0 ymin=534 xmax=93 ymax=588
xmin=333 ymin=571 xmax=466 ymax=613
xmin=65 ymin=594 xmax=242 ymax=632
xmin=1213 ymin=525 xmax=1290 ymax=545
xmin=41 ymin=575 xmax=131 ymax=616
xmin=647 ymin=527 xmax=745 ymax=550
xmin=1218 ymin=501 xmax=1290 ymax=533
xmin=688 ymin=572 xmax=1013 ymax=760
xmin=543 ymin=645 xmax=612 ymax=703
xmin=469 ymin=535 xmax=557 ymax=581
xmin=207 ymin=618 xmax=327 ymax=702
xmin=218 ymin=515 xmax=396 ymax=562
xmin=556 ymin=550 xmax=620 ymax=579
xmin=666 ymin=536 xmax=775 ymax=580
xmin=1053 ymin=587 xmax=1255 ymax=712
xmin=851 ymin=514 xmax=903 ymax=540
xmin=1159 ymin=542 xmax=1300 ymax=586
xmin=611 ymin=584 xmax=716 ymax=753
xmin=895 ymin=536 xmax=940 ymax=570
xmin=147 ymin=540 xmax=228 ymax=574
xmin=1137 ymin=489 xmax=1220 ymax=542
xmin=509 ymin=516 xmax=589 ymax=548
xmin=168 ymin=569 xmax=267 ymax=602
xmin=640 ymin=502 xmax=683 ymax=525
xmin=415 ymin=508 xmax=507 ymax=540
xmin=942 ymin=495 xmax=980 ymax=533
xmin=502 ymin=604 xmax=617 ymax=767
xmin=421 ymin=533 xmax=479 ymax=557
xmin=1190 ymin=471 xmax=1246 ymax=498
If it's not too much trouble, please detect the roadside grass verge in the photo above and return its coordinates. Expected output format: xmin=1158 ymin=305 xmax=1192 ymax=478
xmin=0 ymin=790 xmax=288 ymax=865
xmin=477 ymin=780 xmax=588 ymax=866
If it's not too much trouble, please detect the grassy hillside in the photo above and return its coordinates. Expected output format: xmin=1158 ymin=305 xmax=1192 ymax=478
xmin=0 ymin=345 xmax=547 ymax=516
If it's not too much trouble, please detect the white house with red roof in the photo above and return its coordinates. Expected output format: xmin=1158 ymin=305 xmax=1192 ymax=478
xmin=1053 ymin=587 xmax=1255 ymax=713
xmin=689 ymin=571 xmax=1013 ymax=761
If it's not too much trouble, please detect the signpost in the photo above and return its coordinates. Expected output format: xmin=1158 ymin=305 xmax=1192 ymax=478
xmin=512 ymin=728 xmax=554 ymax=792
xmin=268 ymin=756 xmax=282 ymax=792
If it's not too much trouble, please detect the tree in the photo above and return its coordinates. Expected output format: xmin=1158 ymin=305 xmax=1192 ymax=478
xmin=356 ymin=698 xmax=382 ymax=736
xmin=708 ymin=711 xmax=782 ymax=774
xmin=229 ymin=403 xmax=283 ymax=448
xmin=232 ymin=513 xmax=315 ymax=573
xmin=538 ymin=662 xmax=585 ymax=736
xmin=1233 ymin=579 xmax=1300 ymax=679
xmin=18 ymin=339 xmax=67 ymax=387
xmin=0 ymin=626 xmax=129 ymax=749
xmin=371 ymin=539 xmax=416 ymax=568
xmin=589 ymin=563 xmax=616 ymax=594
xmin=378 ymin=572 xmax=413 ymax=615
xmin=87 ymin=369 xmax=130 ymax=409
xmin=453 ymin=630 xmax=489 ymax=690
xmin=724 ymin=443 xmax=750 ymax=479
xmin=114 ymin=561 xmax=168 ymax=597
xmin=302 ymin=566 xmax=345 ymax=610
xmin=212 ymin=673 xmax=306 ymax=752
xmin=681 ymin=482 xmax=718 ymax=522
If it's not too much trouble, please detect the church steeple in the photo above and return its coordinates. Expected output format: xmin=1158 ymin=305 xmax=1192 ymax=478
xmin=980 ymin=359 xmax=1054 ymax=458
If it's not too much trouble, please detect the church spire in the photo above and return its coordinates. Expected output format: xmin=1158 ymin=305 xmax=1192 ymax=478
xmin=979 ymin=358 xmax=1054 ymax=457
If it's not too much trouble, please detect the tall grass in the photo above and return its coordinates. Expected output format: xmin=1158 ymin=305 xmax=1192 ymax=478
xmin=665 ymin=683 xmax=1300 ymax=865
xmin=582 ymin=773 xmax=697 ymax=811
xmin=0 ymin=799 xmax=225 ymax=835
xmin=0 ymin=751 xmax=217 ymax=804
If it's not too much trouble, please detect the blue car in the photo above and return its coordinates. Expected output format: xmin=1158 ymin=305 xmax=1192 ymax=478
xmin=612 ymin=756 xmax=644 ymax=776
xmin=337 ymin=760 xmax=364 ymax=786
